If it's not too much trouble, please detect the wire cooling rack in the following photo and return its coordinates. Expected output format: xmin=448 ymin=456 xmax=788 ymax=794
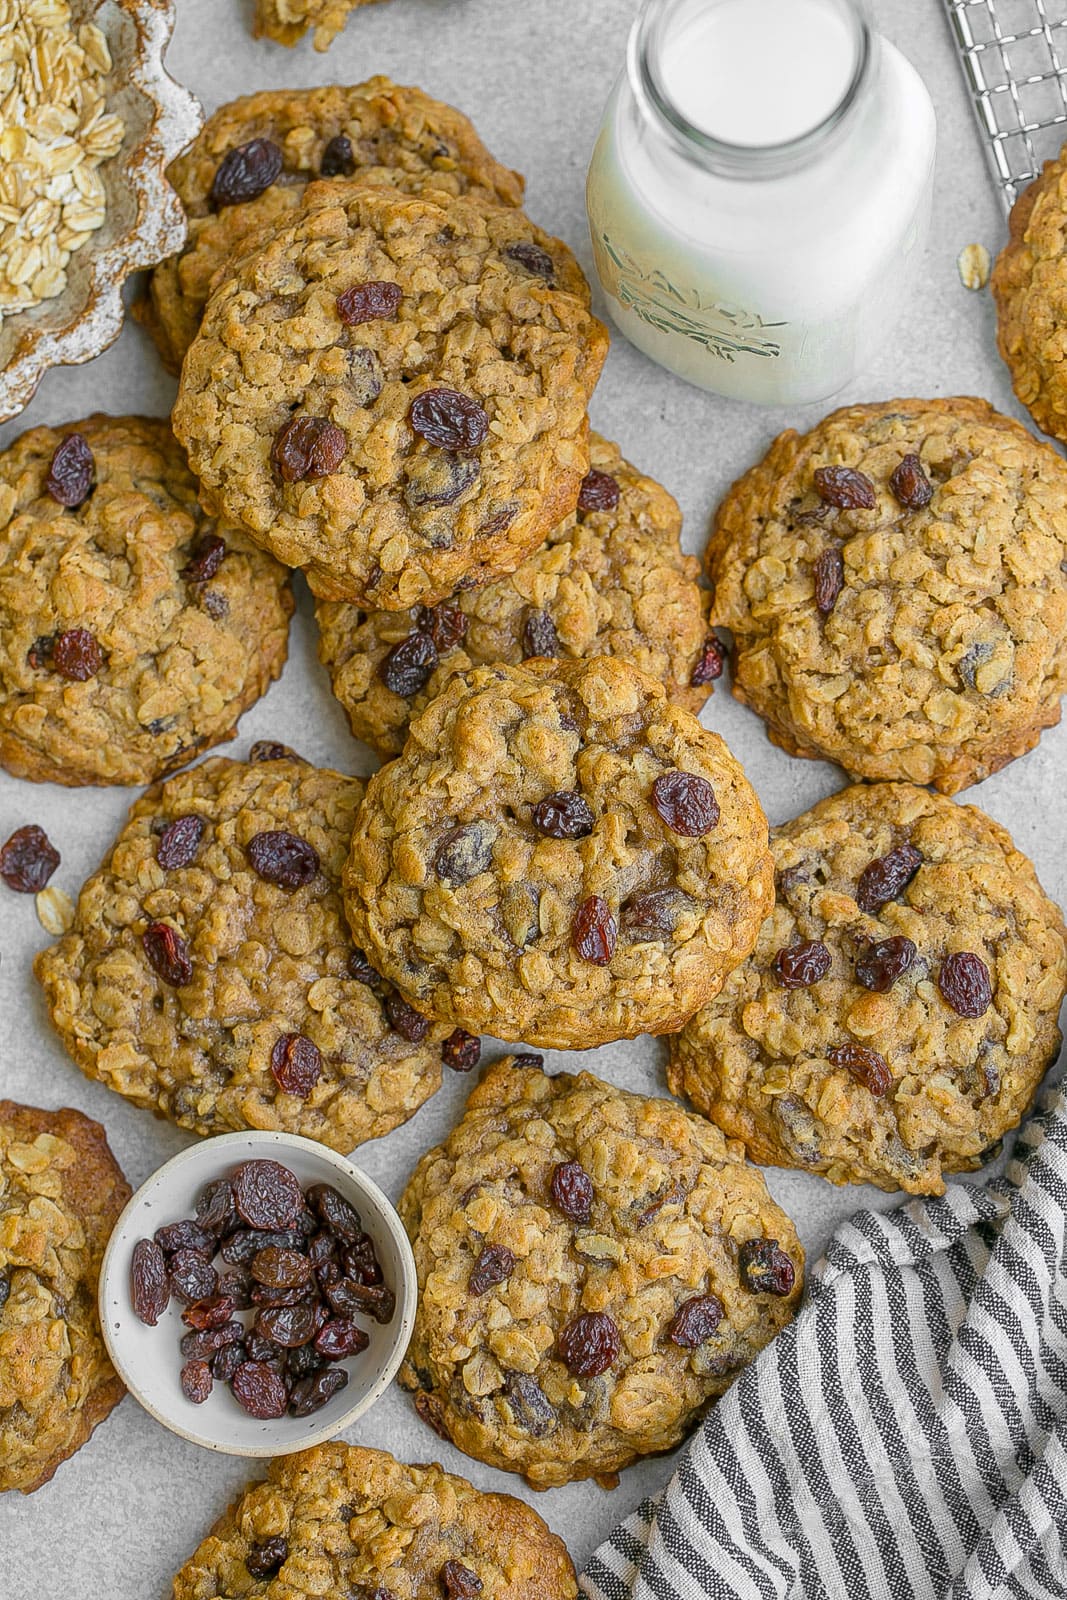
xmin=945 ymin=0 xmax=1067 ymax=208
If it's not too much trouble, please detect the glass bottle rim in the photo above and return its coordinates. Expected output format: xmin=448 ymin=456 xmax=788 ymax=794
xmin=630 ymin=0 xmax=873 ymax=178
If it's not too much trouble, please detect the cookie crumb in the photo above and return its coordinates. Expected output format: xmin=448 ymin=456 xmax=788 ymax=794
xmin=36 ymin=886 xmax=74 ymax=935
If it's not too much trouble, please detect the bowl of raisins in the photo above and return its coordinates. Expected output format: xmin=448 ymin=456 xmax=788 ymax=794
xmin=97 ymin=1130 xmax=416 ymax=1455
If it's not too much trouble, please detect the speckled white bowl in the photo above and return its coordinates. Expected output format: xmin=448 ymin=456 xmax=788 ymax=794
xmin=98 ymin=1130 xmax=417 ymax=1456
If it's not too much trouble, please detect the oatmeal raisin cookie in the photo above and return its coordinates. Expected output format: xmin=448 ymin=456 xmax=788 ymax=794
xmin=992 ymin=145 xmax=1067 ymax=445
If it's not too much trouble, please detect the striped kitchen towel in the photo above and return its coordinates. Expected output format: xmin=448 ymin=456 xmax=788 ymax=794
xmin=581 ymin=1085 xmax=1067 ymax=1600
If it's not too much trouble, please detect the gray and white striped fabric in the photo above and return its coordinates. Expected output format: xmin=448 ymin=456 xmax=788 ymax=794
xmin=581 ymin=1085 xmax=1067 ymax=1600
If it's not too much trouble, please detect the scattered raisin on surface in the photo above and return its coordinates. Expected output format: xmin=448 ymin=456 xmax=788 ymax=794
xmin=45 ymin=432 xmax=94 ymax=507
xmin=651 ymin=770 xmax=720 ymax=836
xmin=775 ymin=939 xmax=832 ymax=989
xmin=433 ymin=821 xmax=494 ymax=886
xmin=572 ymin=894 xmax=617 ymax=964
xmin=156 ymin=1217 xmax=215 ymax=1255
xmin=889 ymin=453 xmax=933 ymax=510
xmin=245 ymin=830 xmax=319 ymax=888
xmin=182 ymin=533 xmax=226 ymax=583
xmin=245 ymin=1536 xmax=289 ymax=1579
xmin=521 ymin=606 xmax=559 ymax=659
xmin=511 ymin=1053 xmax=545 ymax=1071
xmin=551 ymin=1160 xmax=594 ymax=1223
xmin=421 ymin=601 xmax=468 ymax=653
xmin=271 ymin=415 xmax=346 ymax=483
xmin=289 ymin=1366 xmax=348 ymax=1416
xmin=409 ymin=388 xmax=488 ymax=452
xmin=415 ymin=1388 xmax=451 ymax=1439
xmin=270 ymin=1033 xmax=322 ymax=1098
xmin=180 ymin=1359 xmax=213 ymax=1404
xmin=250 ymin=740 xmax=298 ymax=763
xmin=468 ymin=1243 xmax=516 ymax=1296
xmin=306 ymin=1183 xmax=363 ymax=1241
xmin=532 ymin=790 xmax=594 ymax=839
xmin=337 ymin=280 xmax=403 ymax=325
xmin=441 ymin=1029 xmax=481 ymax=1071
xmin=504 ymin=1372 xmax=557 ymax=1436
xmin=232 ymin=1160 xmax=304 ymax=1230
xmin=0 ymin=825 xmax=60 ymax=892
xmin=668 ymin=1293 xmax=724 ymax=1348
xmin=856 ymin=935 xmax=916 ymax=993
xmin=577 ymin=468 xmax=620 ymax=513
xmin=503 ymin=240 xmax=555 ymax=282
xmin=142 ymin=921 xmax=192 ymax=987
xmin=51 ymin=627 xmax=104 ymax=681
xmin=813 ymin=547 xmax=844 ymax=616
xmin=385 ymin=992 xmax=431 ymax=1042
xmin=156 ymin=815 xmax=205 ymax=871
xmin=856 ymin=843 xmax=922 ymax=913
xmin=813 ymin=465 xmax=876 ymax=509
xmin=404 ymin=451 xmax=479 ymax=509
xmin=441 ymin=1561 xmax=483 ymax=1600
xmin=558 ymin=1311 xmax=621 ymax=1376
xmin=320 ymin=133 xmax=354 ymax=176
xmin=379 ymin=630 xmax=438 ymax=697
xmin=231 ymin=1361 xmax=290 ymax=1419
xmin=738 ymin=1238 xmax=796 ymax=1296
xmin=211 ymin=138 xmax=283 ymax=206
xmin=828 ymin=1042 xmax=891 ymax=1096
xmin=314 ymin=1318 xmax=369 ymax=1360
xmin=347 ymin=949 xmax=380 ymax=986
xmin=938 ymin=951 xmax=992 ymax=1018
xmin=690 ymin=637 xmax=725 ymax=685
xmin=130 ymin=1238 xmax=170 ymax=1326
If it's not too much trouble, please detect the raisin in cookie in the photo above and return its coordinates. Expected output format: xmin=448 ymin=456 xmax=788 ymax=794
xmin=35 ymin=753 xmax=445 ymax=1153
xmin=171 ymin=1442 xmax=577 ymax=1599
xmin=668 ymin=782 xmax=1067 ymax=1195
xmin=172 ymin=183 xmax=607 ymax=610
xmin=316 ymin=433 xmax=716 ymax=757
xmin=0 ymin=1101 xmax=130 ymax=1493
xmin=399 ymin=1060 xmax=803 ymax=1488
xmin=253 ymin=0 xmax=386 ymax=50
xmin=709 ymin=396 xmax=1067 ymax=794
xmin=992 ymin=147 xmax=1067 ymax=445
xmin=0 ymin=415 xmax=293 ymax=787
xmin=138 ymin=79 xmax=523 ymax=373
xmin=343 ymin=657 xmax=773 ymax=1049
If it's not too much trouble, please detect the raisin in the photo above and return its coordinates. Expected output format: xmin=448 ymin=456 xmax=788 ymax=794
xmin=577 ymin=468 xmax=620 ymax=513
xmin=442 ymin=1029 xmax=481 ymax=1071
xmin=245 ymin=830 xmax=319 ymax=888
xmin=271 ymin=416 xmax=346 ymax=482
xmin=289 ymin=1366 xmax=349 ymax=1416
xmin=889 ymin=452 xmax=933 ymax=510
xmin=252 ymin=1247 xmax=312 ymax=1290
xmin=196 ymin=1179 xmax=237 ymax=1237
xmin=325 ymin=1277 xmax=395 ymax=1324
xmin=813 ymin=547 xmax=844 ymax=615
xmin=342 ymin=1235 xmax=382 ymax=1284
xmin=212 ymin=1341 xmax=245 ymax=1382
xmin=51 ymin=627 xmax=104 ymax=680
xmin=156 ymin=1218 xmax=215 ymax=1255
xmin=351 ymin=1587 xmax=398 ymax=1600
xmin=306 ymin=1183 xmax=363 ymax=1241
xmin=221 ymin=1228 xmax=305 ymax=1266
xmin=200 ymin=590 xmax=228 ymax=619
xmin=856 ymin=843 xmax=922 ymax=913
xmin=156 ymin=815 xmax=205 ymax=870
xmin=511 ymin=1053 xmax=545 ymax=1070
xmin=521 ymin=606 xmax=559 ymax=659
xmin=142 ymin=921 xmax=192 ymax=986
xmin=256 ymin=1303 xmax=318 ymax=1348
xmin=211 ymin=138 xmax=283 ymax=206
xmin=130 ymin=1238 xmax=170 ymax=1326
xmin=856 ymin=935 xmax=916 ymax=992
xmin=181 ymin=1294 xmax=236 ymax=1331
xmin=217 ymin=1271 xmax=252 ymax=1311
xmin=409 ymin=388 xmax=488 ymax=452
xmin=651 ymin=770 xmax=720 ymax=835
xmin=441 ymin=1562 xmax=483 ymax=1600
xmin=551 ymin=1161 xmax=593 ymax=1223
xmin=774 ymin=940 xmax=831 ymax=989
xmin=232 ymin=1160 xmax=304 ymax=1230
xmin=250 ymin=740 xmax=300 ymax=763
xmin=337 ymin=280 xmax=402 ymax=325
xmin=270 ymin=1033 xmax=322 ymax=1098
xmin=938 ymin=951 xmax=992 ymax=1018
xmin=379 ymin=630 xmax=438 ymax=697
xmin=287 ymin=1340 xmax=324 ymax=1380
xmin=314 ymin=1317 xmax=369 ymax=1360
xmin=404 ymin=452 xmax=480 ymax=509
xmin=385 ymin=993 xmax=431 ymax=1042
xmin=504 ymin=1372 xmax=556 ymax=1436
xmin=572 ymin=894 xmax=616 ymax=964
xmin=421 ymin=601 xmax=468 ymax=653
xmin=45 ymin=431 xmax=94 ymax=507
xmin=0 ymin=825 xmax=59 ymax=892
xmin=244 ymin=1330 xmax=284 ymax=1364
xmin=558 ymin=1311 xmax=620 ymax=1376
xmin=320 ymin=133 xmax=355 ymax=176
xmin=169 ymin=1249 xmax=219 ymax=1305
xmin=0 ymin=1274 xmax=8 ymax=1313
xmin=433 ymin=821 xmax=494 ymax=885
xmin=251 ymin=1282 xmax=314 ymax=1308
xmin=180 ymin=1359 xmax=213 ymax=1404
xmin=468 ymin=1244 xmax=516 ymax=1296
xmin=622 ymin=889 xmax=688 ymax=936
xmin=503 ymin=240 xmax=555 ymax=282
xmin=690 ymin=637 xmax=725 ymax=685
xmin=414 ymin=1389 xmax=451 ymax=1439
xmin=813 ymin=465 xmax=876 ymax=509
xmin=347 ymin=950 xmax=380 ymax=986
xmin=828 ymin=1042 xmax=891 ymax=1096
xmin=245 ymin=1536 xmax=290 ymax=1579
xmin=532 ymin=791 xmax=594 ymax=839
xmin=182 ymin=533 xmax=226 ymax=583
xmin=738 ymin=1238 xmax=796 ymax=1296
xmin=180 ymin=1320 xmax=244 ymax=1360
xmin=668 ymin=1293 xmax=724 ymax=1348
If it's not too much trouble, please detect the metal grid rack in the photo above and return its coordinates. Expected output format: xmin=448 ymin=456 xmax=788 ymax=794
xmin=945 ymin=0 xmax=1067 ymax=208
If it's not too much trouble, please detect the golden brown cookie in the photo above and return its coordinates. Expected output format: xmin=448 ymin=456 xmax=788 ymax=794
xmin=316 ymin=432 xmax=716 ymax=757
xmin=172 ymin=182 xmax=605 ymax=610
xmin=343 ymin=657 xmax=772 ymax=1049
xmin=668 ymin=782 xmax=1067 ymax=1195
xmin=35 ymin=753 xmax=446 ymax=1153
xmin=0 ymin=415 xmax=293 ymax=787
xmin=0 ymin=1101 xmax=130 ymax=1494
xmin=170 ymin=1442 xmax=578 ymax=1599
xmin=138 ymin=79 xmax=523 ymax=373
xmin=253 ymin=0 xmax=386 ymax=50
xmin=708 ymin=396 xmax=1067 ymax=793
xmin=992 ymin=147 xmax=1067 ymax=444
xmin=399 ymin=1059 xmax=803 ymax=1488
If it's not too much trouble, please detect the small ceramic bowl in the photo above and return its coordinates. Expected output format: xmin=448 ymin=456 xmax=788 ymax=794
xmin=98 ymin=1130 xmax=417 ymax=1456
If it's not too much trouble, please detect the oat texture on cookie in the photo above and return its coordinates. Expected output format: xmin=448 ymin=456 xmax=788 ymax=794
xmin=171 ymin=182 xmax=607 ymax=610
xmin=709 ymin=396 xmax=1067 ymax=793
xmin=668 ymin=782 xmax=1067 ymax=1195
xmin=992 ymin=145 xmax=1067 ymax=447
xmin=343 ymin=656 xmax=773 ymax=1049
xmin=35 ymin=754 xmax=446 ymax=1152
xmin=0 ymin=1101 xmax=130 ymax=1494
xmin=399 ymin=1061 xmax=803 ymax=1488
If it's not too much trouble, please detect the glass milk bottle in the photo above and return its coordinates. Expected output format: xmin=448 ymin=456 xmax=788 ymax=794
xmin=586 ymin=0 xmax=936 ymax=405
